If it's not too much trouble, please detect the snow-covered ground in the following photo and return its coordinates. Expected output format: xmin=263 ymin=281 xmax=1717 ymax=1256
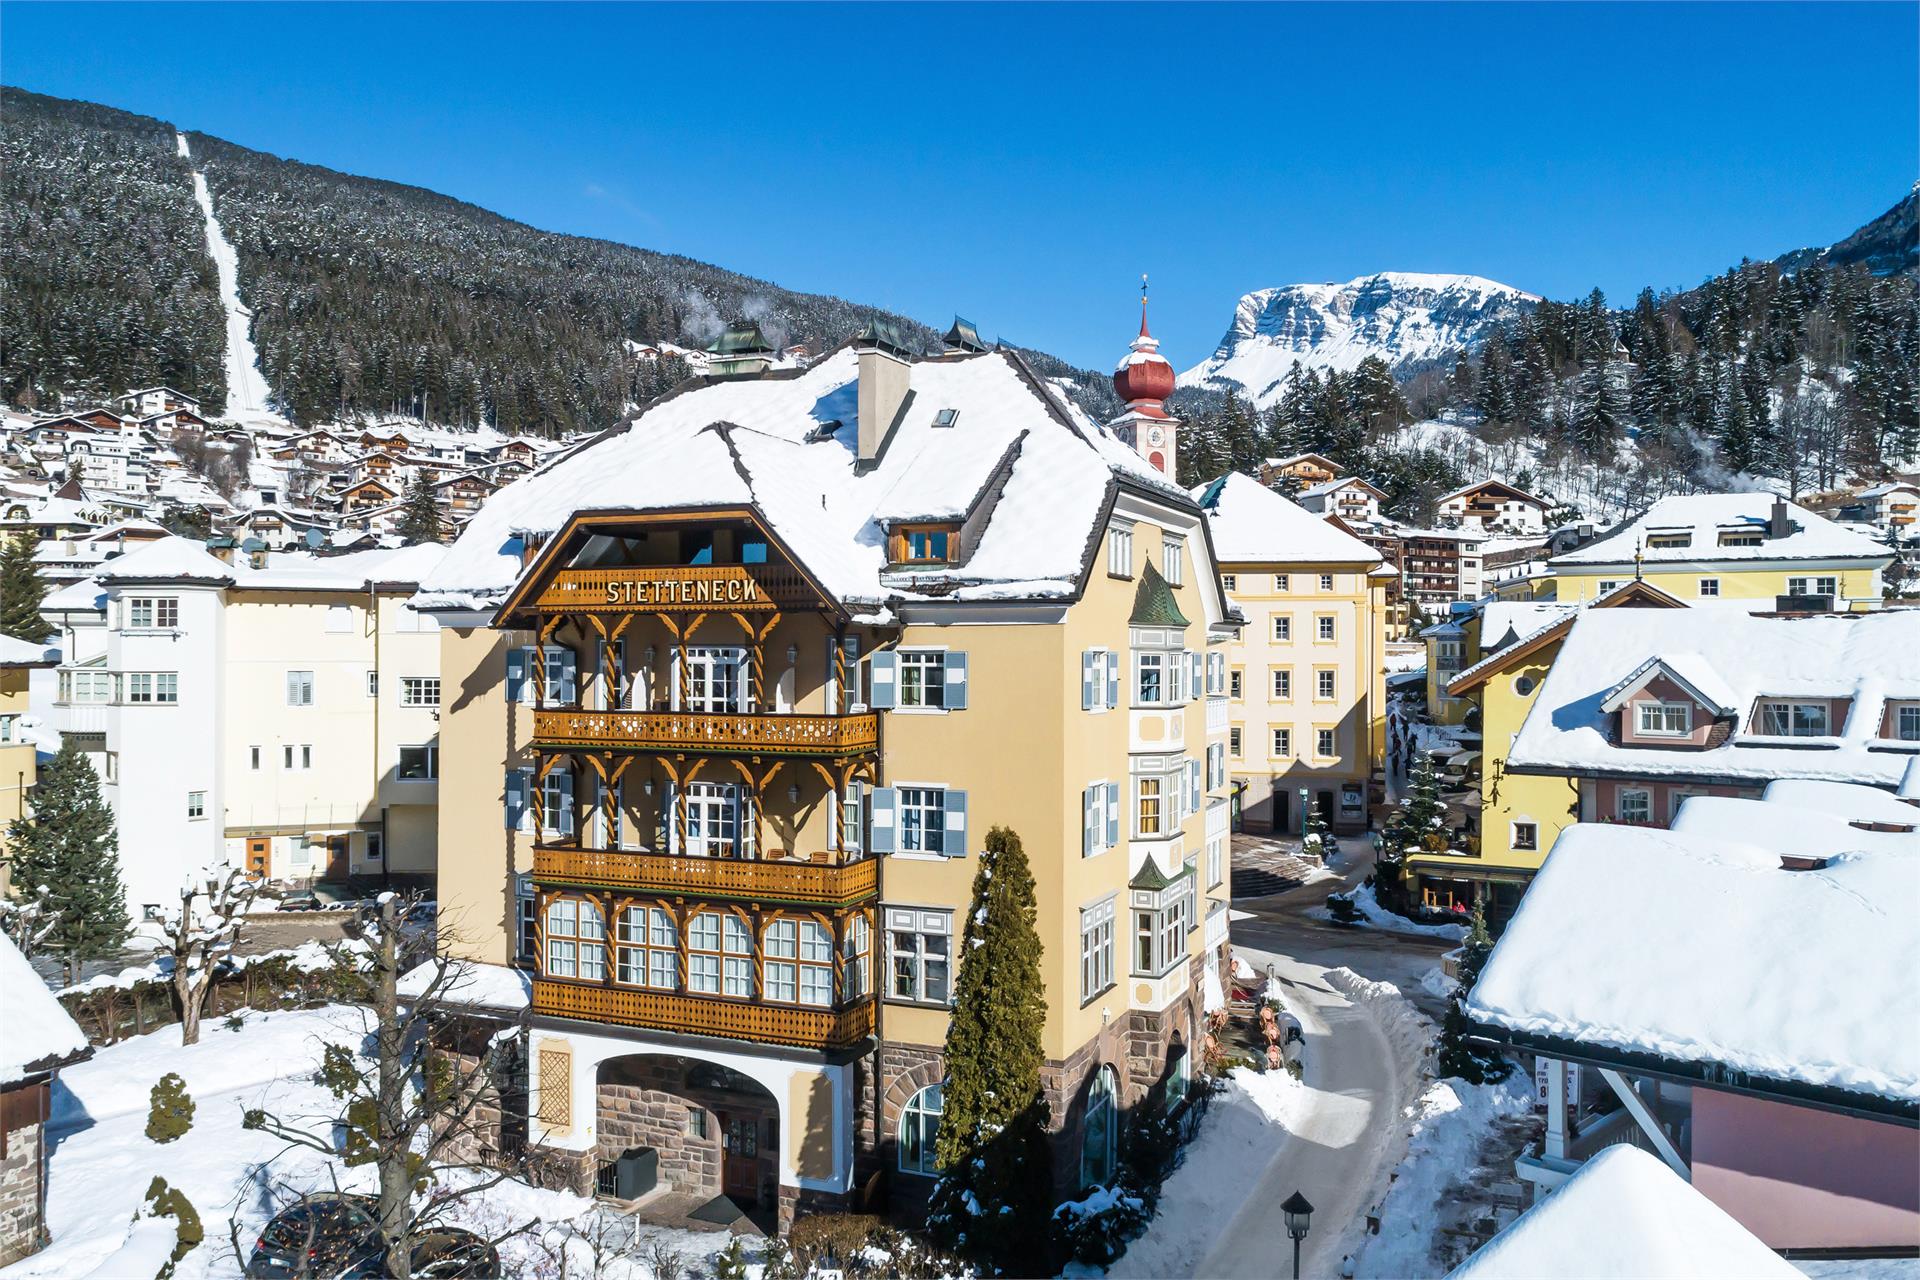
xmin=1310 ymin=883 xmax=1468 ymax=941
xmin=6 ymin=1006 xmax=735 ymax=1279
xmin=180 ymin=133 xmax=282 ymax=429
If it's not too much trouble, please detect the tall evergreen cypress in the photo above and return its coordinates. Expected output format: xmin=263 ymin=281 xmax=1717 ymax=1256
xmin=927 ymin=825 xmax=1055 ymax=1273
xmin=0 ymin=533 xmax=52 ymax=642
xmin=394 ymin=471 xmax=443 ymax=545
xmin=5 ymin=740 xmax=127 ymax=984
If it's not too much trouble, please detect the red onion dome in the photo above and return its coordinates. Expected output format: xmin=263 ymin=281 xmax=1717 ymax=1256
xmin=1112 ymin=309 xmax=1175 ymax=407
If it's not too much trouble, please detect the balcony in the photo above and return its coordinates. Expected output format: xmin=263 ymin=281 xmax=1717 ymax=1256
xmin=533 ymin=844 xmax=878 ymax=906
xmin=533 ymin=979 xmax=876 ymax=1050
xmin=533 ymin=564 xmax=818 ymax=614
xmin=533 ymin=708 xmax=878 ymax=757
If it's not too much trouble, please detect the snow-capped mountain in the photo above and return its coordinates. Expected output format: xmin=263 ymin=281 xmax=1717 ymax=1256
xmin=1179 ymin=272 xmax=1539 ymax=407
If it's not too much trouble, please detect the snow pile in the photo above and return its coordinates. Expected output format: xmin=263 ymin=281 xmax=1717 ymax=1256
xmin=1103 ymin=1067 xmax=1309 ymax=1278
xmin=1180 ymin=273 xmax=1538 ymax=406
xmin=1469 ymin=822 xmax=1920 ymax=1101
xmin=1356 ymin=1072 xmax=1535 ymax=1278
xmin=1313 ymin=885 xmax=1468 ymax=940
xmin=1447 ymin=1145 xmax=1799 ymax=1279
xmin=1325 ymin=967 xmax=1440 ymax=1075
xmin=0 ymin=933 xmax=87 ymax=1083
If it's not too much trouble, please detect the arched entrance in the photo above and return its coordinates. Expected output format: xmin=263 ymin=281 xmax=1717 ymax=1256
xmin=595 ymin=1054 xmax=781 ymax=1213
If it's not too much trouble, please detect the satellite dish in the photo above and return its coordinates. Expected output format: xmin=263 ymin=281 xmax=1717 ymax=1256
xmin=304 ymin=527 xmax=324 ymax=549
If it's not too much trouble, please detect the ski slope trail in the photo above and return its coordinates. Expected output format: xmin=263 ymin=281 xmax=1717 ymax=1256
xmin=179 ymin=131 xmax=281 ymax=426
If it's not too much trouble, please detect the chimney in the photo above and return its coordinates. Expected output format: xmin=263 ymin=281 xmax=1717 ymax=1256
xmin=1770 ymin=496 xmax=1792 ymax=538
xmin=854 ymin=319 xmax=913 ymax=467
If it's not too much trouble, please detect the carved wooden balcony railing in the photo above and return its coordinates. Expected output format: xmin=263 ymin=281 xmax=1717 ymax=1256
xmin=534 ymin=564 xmax=818 ymax=613
xmin=533 ymin=845 xmax=878 ymax=906
xmin=533 ymin=979 xmax=877 ymax=1049
xmin=533 ymin=708 xmax=878 ymax=757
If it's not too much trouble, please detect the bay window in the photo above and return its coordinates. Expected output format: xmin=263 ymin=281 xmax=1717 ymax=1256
xmin=546 ymin=898 xmax=605 ymax=981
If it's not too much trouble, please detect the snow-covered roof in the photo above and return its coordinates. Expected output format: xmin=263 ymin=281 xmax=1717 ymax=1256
xmin=0 ymin=934 xmax=88 ymax=1083
xmin=1446 ymin=1146 xmax=1798 ymax=1280
xmin=1475 ymin=601 xmax=1575 ymax=652
xmin=80 ymin=536 xmax=448 ymax=595
xmin=1196 ymin=472 xmax=1383 ymax=566
xmin=1467 ymin=822 xmax=1920 ymax=1103
xmin=1670 ymin=794 xmax=1920 ymax=855
xmin=0 ymin=634 xmax=58 ymax=667
xmin=418 ymin=348 xmax=1197 ymax=613
xmin=1296 ymin=475 xmax=1383 ymax=500
xmin=94 ymin=536 xmax=233 ymax=584
xmin=1550 ymin=492 xmax=1890 ymax=567
xmin=1598 ymin=653 xmax=1740 ymax=717
xmin=1857 ymin=481 xmax=1920 ymax=498
xmin=1508 ymin=608 xmax=1920 ymax=787
xmin=1437 ymin=479 xmax=1550 ymax=508
xmin=1760 ymin=778 xmax=1920 ymax=828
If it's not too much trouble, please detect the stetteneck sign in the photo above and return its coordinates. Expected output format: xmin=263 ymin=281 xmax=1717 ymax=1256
xmin=603 ymin=576 xmax=762 ymax=606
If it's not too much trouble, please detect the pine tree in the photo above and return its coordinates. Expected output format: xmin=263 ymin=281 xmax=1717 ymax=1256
xmin=1376 ymin=753 xmax=1448 ymax=914
xmin=1301 ymin=802 xmax=1334 ymax=859
xmin=5 ymin=740 xmax=127 ymax=983
xmin=927 ymin=825 xmax=1056 ymax=1272
xmin=0 ymin=533 xmax=52 ymax=642
xmin=1436 ymin=904 xmax=1513 ymax=1084
xmin=395 ymin=470 xmax=443 ymax=545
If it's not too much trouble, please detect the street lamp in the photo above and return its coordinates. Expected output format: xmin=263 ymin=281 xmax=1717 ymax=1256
xmin=1299 ymin=786 xmax=1311 ymax=839
xmin=1282 ymin=1190 xmax=1314 ymax=1280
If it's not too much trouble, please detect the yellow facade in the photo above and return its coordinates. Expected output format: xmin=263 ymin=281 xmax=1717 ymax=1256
xmin=0 ymin=661 xmax=41 ymax=891
xmin=1547 ymin=562 xmax=1882 ymax=608
xmin=1220 ymin=562 xmax=1387 ymax=833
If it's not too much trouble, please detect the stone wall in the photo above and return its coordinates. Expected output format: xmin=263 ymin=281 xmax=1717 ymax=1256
xmin=0 ymin=1121 xmax=45 ymax=1268
xmin=596 ymin=1057 xmax=721 ymax=1195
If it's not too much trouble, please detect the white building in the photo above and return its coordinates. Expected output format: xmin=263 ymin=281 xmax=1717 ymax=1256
xmin=43 ymin=537 xmax=448 ymax=917
xmin=1437 ymin=479 xmax=1554 ymax=534
xmin=1295 ymin=475 xmax=1386 ymax=524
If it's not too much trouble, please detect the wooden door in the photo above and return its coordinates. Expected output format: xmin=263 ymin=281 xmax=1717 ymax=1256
xmin=720 ymin=1112 xmax=760 ymax=1205
xmin=325 ymin=835 xmax=349 ymax=880
xmin=245 ymin=838 xmax=271 ymax=880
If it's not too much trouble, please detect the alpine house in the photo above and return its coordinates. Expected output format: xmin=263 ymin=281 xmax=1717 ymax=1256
xmin=413 ymin=318 xmax=1237 ymax=1228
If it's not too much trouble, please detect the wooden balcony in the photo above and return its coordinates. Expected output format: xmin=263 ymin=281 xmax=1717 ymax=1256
xmin=534 ymin=708 xmax=878 ymax=757
xmin=534 ymin=564 xmax=818 ymax=613
xmin=534 ymin=844 xmax=878 ymax=906
xmin=533 ymin=978 xmax=877 ymax=1050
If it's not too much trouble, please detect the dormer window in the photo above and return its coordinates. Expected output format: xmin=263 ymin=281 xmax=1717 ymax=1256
xmin=1718 ymin=528 xmax=1763 ymax=547
xmin=1635 ymin=702 xmax=1691 ymax=737
xmin=932 ymin=408 xmax=959 ymax=429
xmin=1646 ymin=533 xmax=1691 ymax=549
xmin=1757 ymin=700 xmax=1830 ymax=737
xmin=894 ymin=524 xmax=957 ymax=565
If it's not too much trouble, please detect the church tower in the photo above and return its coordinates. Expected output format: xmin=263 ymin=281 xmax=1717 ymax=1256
xmin=1108 ymin=280 xmax=1180 ymax=483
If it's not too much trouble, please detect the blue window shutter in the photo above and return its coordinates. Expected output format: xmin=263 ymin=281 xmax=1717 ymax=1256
xmin=844 ymin=783 xmax=865 ymax=851
xmin=506 ymin=647 xmax=529 ymax=704
xmin=945 ymin=651 xmax=969 ymax=710
xmin=505 ymin=767 xmax=529 ymax=830
xmin=1188 ymin=760 xmax=1202 ymax=812
xmin=1082 ymin=651 xmax=1096 ymax=711
xmin=869 ymin=787 xmax=897 ymax=853
xmin=1082 ymin=786 xmax=1095 ymax=857
xmin=944 ymin=789 xmax=968 ymax=857
xmin=1105 ymin=783 xmax=1120 ymax=848
xmin=1104 ymin=650 xmax=1120 ymax=709
xmin=870 ymin=651 xmax=898 ymax=709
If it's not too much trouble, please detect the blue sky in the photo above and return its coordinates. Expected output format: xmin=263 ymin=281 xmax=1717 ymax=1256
xmin=5 ymin=2 xmax=1915 ymax=369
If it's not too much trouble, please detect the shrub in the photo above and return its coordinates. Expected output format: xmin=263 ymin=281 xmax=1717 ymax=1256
xmin=145 ymin=1073 xmax=195 ymax=1144
xmin=1052 ymin=1185 xmax=1150 ymax=1267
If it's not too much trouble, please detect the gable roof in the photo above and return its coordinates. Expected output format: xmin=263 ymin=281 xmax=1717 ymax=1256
xmin=1197 ymin=472 xmax=1384 ymax=566
xmin=1263 ymin=452 xmax=1340 ymax=473
xmin=1439 ymin=478 xmax=1551 ymax=508
xmin=1445 ymin=580 xmax=1686 ymax=696
xmin=1297 ymin=475 xmax=1385 ymax=501
xmin=418 ymin=348 xmax=1206 ymax=618
xmin=1598 ymin=653 xmax=1740 ymax=716
xmin=1551 ymin=492 xmax=1890 ymax=568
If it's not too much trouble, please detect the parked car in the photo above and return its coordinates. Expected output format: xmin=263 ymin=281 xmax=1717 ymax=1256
xmin=277 ymin=889 xmax=323 ymax=912
xmin=404 ymin=1229 xmax=501 ymax=1278
xmin=244 ymin=1193 xmax=382 ymax=1277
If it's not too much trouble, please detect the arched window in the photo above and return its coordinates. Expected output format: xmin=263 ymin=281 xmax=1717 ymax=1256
xmin=1165 ymin=1040 xmax=1190 ymax=1108
xmin=1079 ymin=1065 xmax=1118 ymax=1188
xmin=898 ymin=1083 xmax=943 ymax=1176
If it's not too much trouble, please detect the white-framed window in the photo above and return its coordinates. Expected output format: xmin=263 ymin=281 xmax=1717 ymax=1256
xmin=1207 ymin=833 xmax=1225 ymax=888
xmin=514 ymin=874 xmax=536 ymax=963
xmin=366 ymin=671 xmax=379 ymax=698
xmin=1635 ymin=702 xmax=1691 ymax=737
xmin=1897 ymin=705 xmax=1920 ymax=741
xmin=1082 ymin=647 xmax=1120 ymax=711
xmin=898 ymin=650 xmax=947 ymax=709
xmin=400 ymin=677 xmax=441 ymax=707
xmin=898 ymin=1083 xmax=944 ymax=1176
xmin=1135 ymin=651 xmax=1166 ymax=705
xmin=616 ymin=906 xmax=678 ymax=989
xmin=125 ymin=596 xmax=179 ymax=630
xmin=60 ymin=669 xmax=114 ymax=704
xmin=1271 ymin=668 xmax=1291 ymax=699
xmin=1135 ymin=775 xmax=1166 ymax=837
xmin=1206 ymin=742 xmax=1225 ymax=790
xmin=1699 ymin=578 xmax=1720 ymax=597
xmin=1083 ymin=781 xmax=1120 ymax=857
xmin=126 ymin=672 xmax=178 ymax=704
xmin=899 ymin=787 xmax=948 ymax=855
xmin=1162 ymin=538 xmax=1184 ymax=586
xmin=1206 ymin=651 xmax=1226 ymax=696
xmin=1272 ymin=615 xmax=1291 ymax=643
xmin=1229 ymin=668 xmax=1243 ymax=700
xmin=1229 ymin=727 xmax=1243 ymax=757
xmin=1080 ymin=1066 xmax=1118 ymax=1189
xmin=1316 ymin=728 xmax=1336 ymax=757
xmin=397 ymin=744 xmax=438 ymax=781
xmin=186 ymin=790 xmax=206 ymax=820
xmin=1080 ymin=897 xmax=1116 ymax=1002
xmin=541 ymin=769 xmax=574 ymax=835
xmin=1272 ymin=728 xmax=1292 ymax=758
xmin=1598 ymin=580 xmax=1623 ymax=595
xmin=1316 ymin=668 xmax=1336 ymax=699
xmin=283 ymin=744 xmax=313 ymax=770
xmin=1511 ymin=821 xmax=1539 ymax=852
xmin=887 ymin=907 xmax=952 ymax=1005
xmin=286 ymin=670 xmax=315 ymax=706
xmin=1759 ymin=701 xmax=1831 ymax=737
xmin=1617 ymin=788 xmax=1653 ymax=825
xmin=1108 ymin=527 xmax=1134 ymax=578
xmin=764 ymin=917 xmax=833 ymax=1007
xmin=545 ymin=898 xmax=605 ymax=981
xmin=1318 ymin=573 xmax=1334 ymax=591
xmin=1273 ymin=574 xmax=1290 ymax=592
xmin=1787 ymin=576 xmax=1840 ymax=598
xmin=1316 ymin=615 xmax=1336 ymax=642
xmin=841 ymin=915 xmax=871 ymax=1000
xmin=1221 ymin=573 xmax=1237 ymax=592
xmin=688 ymin=911 xmax=724 ymax=994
